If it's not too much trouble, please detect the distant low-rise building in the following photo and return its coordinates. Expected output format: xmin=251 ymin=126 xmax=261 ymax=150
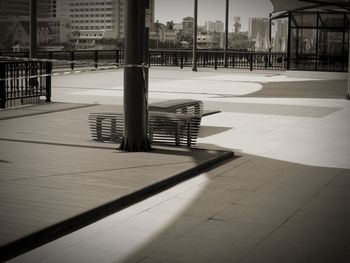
xmin=150 ymin=22 xmax=177 ymax=44
xmin=12 ymin=20 xmax=53 ymax=46
xmin=197 ymin=31 xmax=224 ymax=49
xmin=71 ymin=29 xmax=116 ymax=49
xmin=182 ymin=17 xmax=194 ymax=37
xmin=44 ymin=18 xmax=71 ymax=44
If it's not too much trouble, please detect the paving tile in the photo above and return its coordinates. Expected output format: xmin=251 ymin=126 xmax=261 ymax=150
xmin=207 ymin=176 xmax=269 ymax=191
xmin=147 ymin=197 xmax=229 ymax=219
xmin=260 ymin=225 xmax=349 ymax=249
xmin=241 ymin=226 xmax=350 ymax=263
xmin=220 ymin=165 xmax=281 ymax=181
xmin=237 ymin=189 xmax=313 ymax=210
xmin=283 ymin=211 xmax=350 ymax=235
xmin=176 ymin=184 xmax=252 ymax=204
xmin=37 ymin=246 xmax=120 ymax=263
xmin=257 ymin=169 xmax=335 ymax=196
xmin=184 ymin=219 xmax=276 ymax=246
xmin=113 ymin=211 xmax=206 ymax=236
xmin=337 ymin=244 xmax=350 ymax=263
xmin=328 ymin=173 xmax=350 ymax=188
xmin=301 ymin=184 xmax=350 ymax=215
xmin=140 ymin=237 xmax=252 ymax=263
xmin=214 ymin=204 xmax=295 ymax=226
xmin=240 ymin=242 xmax=342 ymax=263
xmin=235 ymin=157 xmax=295 ymax=173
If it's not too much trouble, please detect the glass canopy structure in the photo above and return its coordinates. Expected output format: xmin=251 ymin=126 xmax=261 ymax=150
xmin=270 ymin=1 xmax=350 ymax=72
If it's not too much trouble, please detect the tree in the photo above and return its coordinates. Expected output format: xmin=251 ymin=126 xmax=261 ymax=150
xmin=154 ymin=20 xmax=161 ymax=49
xmin=166 ymin=20 xmax=174 ymax=31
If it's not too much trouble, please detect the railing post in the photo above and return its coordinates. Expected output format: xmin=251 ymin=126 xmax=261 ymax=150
xmin=202 ymin=52 xmax=207 ymax=68
xmin=49 ymin=51 xmax=53 ymax=60
xmin=287 ymin=11 xmax=291 ymax=70
xmin=173 ymin=52 xmax=178 ymax=66
xmin=94 ymin=50 xmax=98 ymax=68
xmin=0 ymin=63 xmax=6 ymax=109
xmin=70 ymin=50 xmax=75 ymax=70
xmin=148 ymin=52 xmax=151 ymax=67
xmin=115 ymin=49 xmax=119 ymax=65
xmin=250 ymin=53 xmax=253 ymax=71
xmin=214 ymin=52 xmax=218 ymax=70
xmin=265 ymin=54 xmax=268 ymax=69
xmin=180 ymin=52 xmax=184 ymax=69
xmin=45 ymin=62 xmax=52 ymax=102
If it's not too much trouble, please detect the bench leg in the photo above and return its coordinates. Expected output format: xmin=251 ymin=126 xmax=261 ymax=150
xmin=187 ymin=122 xmax=192 ymax=148
xmin=111 ymin=117 xmax=117 ymax=141
xmin=96 ymin=116 xmax=103 ymax=141
xmin=175 ymin=123 xmax=180 ymax=146
xmin=149 ymin=127 xmax=154 ymax=143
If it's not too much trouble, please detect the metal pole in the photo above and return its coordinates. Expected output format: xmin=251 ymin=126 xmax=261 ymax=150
xmin=224 ymin=0 xmax=229 ymax=68
xmin=315 ymin=12 xmax=319 ymax=71
xmin=347 ymin=26 xmax=350 ymax=100
xmin=144 ymin=0 xmax=150 ymax=132
xmin=192 ymin=0 xmax=198 ymax=72
xmin=287 ymin=11 xmax=292 ymax=70
xmin=269 ymin=13 xmax=272 ymax=52
xmin=119 ymin=0 xmax=151 ymax=152
xmin=30 ymin=0 xmax=37 ymax=58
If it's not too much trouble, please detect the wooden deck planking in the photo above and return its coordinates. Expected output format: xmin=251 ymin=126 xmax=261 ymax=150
xmin=0 ymin=103 xmax=233 ymax=260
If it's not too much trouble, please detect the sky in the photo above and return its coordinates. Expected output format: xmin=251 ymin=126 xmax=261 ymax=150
xmin=154 ymin=0 xmax=273 ymax=31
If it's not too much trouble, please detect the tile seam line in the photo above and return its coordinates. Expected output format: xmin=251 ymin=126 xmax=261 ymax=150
xmin=0 ymin=104 xmax=98 ymax=121
xmin=2 ymin=160 xmax=196 ymax=183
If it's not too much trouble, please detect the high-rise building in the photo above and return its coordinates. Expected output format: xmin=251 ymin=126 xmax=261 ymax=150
xmin=67 ymin=0 xmax=154 ymax=39
xmin=249 ymin=18 xmax=269 ymax=51
xmin=233 ymin=17 xmax=241 ymax=34
xmin=182 ymin=16 xmax=194 ymax=37
xmin=205 ymin=20 xmax=224 ymax=33
xmin=0 ymin=0 xmax=53 ymax=18
xmin=248 ymin=17 xmax=269 ymax=41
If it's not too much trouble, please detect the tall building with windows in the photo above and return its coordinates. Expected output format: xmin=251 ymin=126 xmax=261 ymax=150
xmin=248 ymin=17 xmax=269 ymax=41
xmin=205 ymin=20 xmax=224 ymax=33
xmin=0 ymin=0 xmax=54 ymax=18
xmin=233 ymin=17 xmax=241 ymax=34
xmin=182 ymin=17 xmax=194 ymax=37
xmin=67 ymin=0 xmax=154 ymax=39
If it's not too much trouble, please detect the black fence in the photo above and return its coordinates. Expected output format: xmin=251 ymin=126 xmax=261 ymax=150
xmin=150 ymin=50 xmax=287 ymax=71
xmin=289 ymin=54 xmax=348 ymax=72
xmin=0 ymin=50 xmax=288 ymax=71
xmin=0 ymin=60 xmax=52 ymax=109
xmin=2 ymin=49 xmax=347 ymax=72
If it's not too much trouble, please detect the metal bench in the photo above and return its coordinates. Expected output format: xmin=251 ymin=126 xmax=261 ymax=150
xmin=89 ymin=99 xmax=204 ymax=147
xmin=149 ymin=99 xmax=203 ymax=116
xmin=89 ymin=111 xmax=201 ymax=147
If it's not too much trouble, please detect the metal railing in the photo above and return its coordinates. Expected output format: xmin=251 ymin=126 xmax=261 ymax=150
xmin=289 ymin=53 xmax=348 ymax=72
xmin=0 ymin=60 xmax=52 ymax=109
xmin=2 ymin=49 xmax=346 ymax=72
xmin=149 ymin=50 xmax=287 ymax=71
xmin=0 ymin=50 xmax=287 ymax=71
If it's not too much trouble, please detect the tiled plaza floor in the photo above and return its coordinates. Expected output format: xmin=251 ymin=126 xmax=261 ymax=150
xmin=4 ymin=68 xmax=350 ymax=262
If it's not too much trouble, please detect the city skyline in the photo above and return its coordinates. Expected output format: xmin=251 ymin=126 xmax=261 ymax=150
xmin=154 ymin=0 xmax=273 ymax=31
